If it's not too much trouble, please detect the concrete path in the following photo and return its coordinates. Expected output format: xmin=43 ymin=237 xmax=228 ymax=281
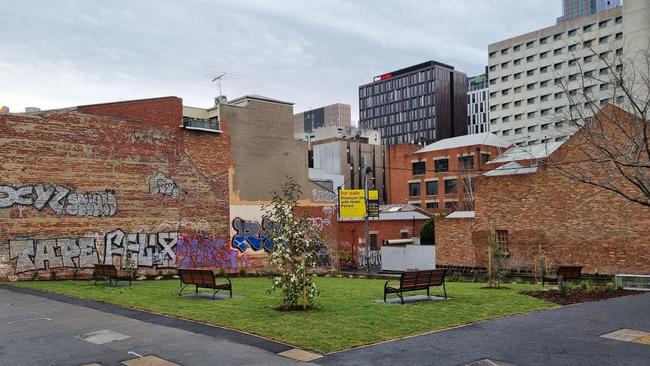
xmin=0 ymin=286 xmax=316 ymax=366
xmin=319 ymin=291 xmax=650 ymax=366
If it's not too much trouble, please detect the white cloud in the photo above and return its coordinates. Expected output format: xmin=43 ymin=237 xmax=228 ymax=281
xmin=0 ymin=0 xmax=559 ymax=120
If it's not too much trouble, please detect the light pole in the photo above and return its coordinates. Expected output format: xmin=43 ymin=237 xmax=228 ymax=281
xmin=364 ymin=166 xmax=374 ymax=273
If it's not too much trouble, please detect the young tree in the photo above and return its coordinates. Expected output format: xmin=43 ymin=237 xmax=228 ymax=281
xmin=264 ymin=177 xmax=322 ymax=310
xmin=550 ymin=37 xmax=650 ymax=207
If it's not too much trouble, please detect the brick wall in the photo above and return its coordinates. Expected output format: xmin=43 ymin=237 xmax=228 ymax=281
xmin=0 ymin=97 xmax=235 ymax=280
xmin=435 ymin=106 xmax=650 ymax=275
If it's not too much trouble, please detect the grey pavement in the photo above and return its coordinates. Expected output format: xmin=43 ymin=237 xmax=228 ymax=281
xmin=0 ymin=286 xmax=316 ymax=366
xmin=319 ymin=291 xmax=650 ymax=366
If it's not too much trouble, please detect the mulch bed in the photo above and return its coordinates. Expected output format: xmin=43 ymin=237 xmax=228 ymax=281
xmin=520 ymin=288 xmax=642 ymax=305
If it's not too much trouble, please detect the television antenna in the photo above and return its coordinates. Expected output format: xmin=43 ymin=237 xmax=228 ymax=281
xmin=210 ymin=72 xmax=242 ymax=96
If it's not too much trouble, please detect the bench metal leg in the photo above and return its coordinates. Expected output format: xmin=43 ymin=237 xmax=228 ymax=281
xmin=179 ymin=284 xmax=188 ymax=296
xmin=427 ymin=287 xmax=430 ymax=297
xmin=398 ymin=291 xmax=404 ymax=305
xmin=229 ymin=287 xmax=232 ymax=299
xmin=212 ymin=289 xmax=218 ymax=300
xmin=196 ymin=285 xmax=199 ymax=294
xmin=384 ymin=291 xmax=387 ymax=302
xmin=442 ymin=281 xmax=447 ymax=299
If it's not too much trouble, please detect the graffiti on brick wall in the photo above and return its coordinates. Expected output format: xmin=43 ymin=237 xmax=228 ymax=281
xmin=0 ymin=184 xmax=116 ymax=217
xmin=9 ymin=237 xmax=100 ymax=273
xmin=149 ymin=171 xmax=180 ymax=198
xmin=177 ymin=233 xmax=246 ymax=270
xmin=104 ymin=230 xmax=178 ymax=268
xmin=338 ymin=240 xmax=357 ymax=270
xmin=157 ymin=218 xmax=210 ymax=233
xmin=231 ymin=217 xmax=280 ymax=253
xmin=312 ymin=188 xmax=337 ymax=203
xmin=358 ymin=249 xmax=382 ymax=271
xmin=315 ymin=243 xmax=332 ymax=267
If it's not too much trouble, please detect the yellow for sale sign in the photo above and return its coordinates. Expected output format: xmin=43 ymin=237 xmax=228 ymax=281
xmin=339 ymin=189 xmax=366 ymax=219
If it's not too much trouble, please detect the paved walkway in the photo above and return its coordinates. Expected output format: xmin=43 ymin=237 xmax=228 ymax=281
xmin=0 ymin=286 xmax=315 ymax=366
xmin=319 ymin=291 xmax=650 ymax=366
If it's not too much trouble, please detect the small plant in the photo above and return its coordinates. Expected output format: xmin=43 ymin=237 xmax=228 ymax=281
xmin=579 ymin=279 xmax=595 ymax=293
xmin=218 ymin=268 xmax=227 ymax=277
xmin=559 ymin=282 xmax=575 ymax=297
xmin=238 ymin=267 xmax=247 ymax=277
xmin=604 ymin=281 xmax=618 ymax=293
xmin=487 ymin=232 xmax=508 ymax=288
xmin=124 ymin=252 xmax=137 ymax=279
xmin=449 ymin=272 xmax=462 ymax=282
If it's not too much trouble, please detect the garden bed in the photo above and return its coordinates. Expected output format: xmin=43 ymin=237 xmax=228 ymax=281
xmin=520 ymin=288 xmax=642 ymax=305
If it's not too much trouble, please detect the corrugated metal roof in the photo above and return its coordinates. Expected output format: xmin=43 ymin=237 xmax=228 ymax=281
xmin=489 ymin=141 xmax=564 ymax=164
xmin=416 ymin=132 xmax=511 ymax=153
xmin=483 ymin=161 xmax=538 ymax=177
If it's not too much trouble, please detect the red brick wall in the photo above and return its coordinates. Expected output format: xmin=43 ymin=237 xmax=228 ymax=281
xmin=0 ymin=97 xmax=234 ymax=280
xmin=435 ymin=107 xmax=650 ymax=275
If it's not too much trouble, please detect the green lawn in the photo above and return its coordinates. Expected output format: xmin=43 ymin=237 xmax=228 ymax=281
xmin=11 ymin=277 xmax=554 ymax=353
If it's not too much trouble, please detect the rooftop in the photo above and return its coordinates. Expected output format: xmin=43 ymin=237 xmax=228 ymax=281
xmin=483 ymin=161 xmax=538 ymax=177
xmin=488 ymin=141 xmax=564 ymax=164
xmin=229 ymin=94 xmax=294 ymax=106
xmin=415 ymin=132 xmax=511 ymax=153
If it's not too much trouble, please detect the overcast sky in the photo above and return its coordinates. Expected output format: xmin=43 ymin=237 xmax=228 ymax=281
xmin=0 ymin=0 xmax=560 ymax=121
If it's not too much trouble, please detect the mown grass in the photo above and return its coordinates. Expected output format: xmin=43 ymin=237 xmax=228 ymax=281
xmin=11 ymin=277 xmax=554 ymax=353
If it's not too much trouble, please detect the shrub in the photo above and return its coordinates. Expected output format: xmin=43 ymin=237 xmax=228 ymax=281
xmin=579 ymin=279 xmax=595 ymax=293
xmin=487 ymin=232 xmax=508 ymax=288
xmin=238 ymin=267 xmax=247 ymax=276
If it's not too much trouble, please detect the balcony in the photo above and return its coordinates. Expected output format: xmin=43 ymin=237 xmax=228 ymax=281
xmin=182 ymin=116 xmax=222 ymax=133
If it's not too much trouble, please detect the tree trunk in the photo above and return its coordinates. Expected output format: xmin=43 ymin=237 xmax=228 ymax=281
xmin=301 ymin=252 xmax=307 ymax=310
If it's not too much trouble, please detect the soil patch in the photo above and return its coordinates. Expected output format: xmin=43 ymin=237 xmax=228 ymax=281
xmin=520 ymin=288 xmax=642 ymax=305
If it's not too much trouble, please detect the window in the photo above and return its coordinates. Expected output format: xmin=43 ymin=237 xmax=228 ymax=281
xmin=489 ymin=91 xmax=497 ymax=98
xmin=554 ymin=47 xmax=563 ymax=56
xmin=584 ymin=70 xmax=594 ymax=78
xmin=615 ymin=32 xmax=623 ymax=40
xmin=426 ymin=181 xmax=438 ymax=195
xmin=600 ymin=67 xmax=609 ymax=75
xmin=527 ymin=69 xmax=535 ymax=76
xmin=501 ymin=48 xmax=509 ymax=55
xmin=501 ymin=75 xmax=509 ymax=82
xmin=615 ymin=48 xmax=622 ymax=56
xmin=489 ymin=78 xmax=497 ymax=85
xmin=600 ymin=98 xmax=611 ymax=106
xmin=426 ymin=202 xmax=438 ymax=209
xmin=409 ymin=182 xmax=420 ymax=197
xmin=540 ymin=66 xmax=549 ymax=74
xmin=502 ymin=102 xmax=510 ymax=109
xmin=489 ymin=51 xmax=496 ymax=58
xmin=444 ymin=179 xmax=457 ymax=194
xmin=412 ymin=161 xmax=425 ymax=175
xmin=481 ymin=153 xmax=490 ymax=164
xmin=502 ymin=129 xmax=511 ymax=136
xmin=583 ymin=24 xmax=593 ymax=32
xmin=600 ymin=51 xmax=610 ymax=60
xmin=615 ymin=16 xmax=622 ymax=25
xmin=527 ymin=126 xmax=536 ymax=132
xmin=514 ymin=44 xmax=521 ymax=52
xmin=434 ymin=158 xmax=449 ymax=173
xmin=514 ymin=72 xmax=522 ymax=79
xmin=526 ymin=41 xmax=535 ymax=48
xmin=616 ymin=64 xmax=623 ymax=72
xmin=527 ymin=111 xmax=536 ymax=118
xmin=540 ymin=36 xmax=548 ymax=44
xmin=599 ymin=19 xmax=608 ymax=28
xmin=569 ymin=59 xmax=577 ymax=66
xmin=445 ymin=201 xmax=458 ymax=210
xmin=554 ymin=33 xmax=562 ymax=41
xmin=554 ymin=62 xmax=563 ymax=70
xmin=490 ymin=105 xmax=497 ymax=112
xmin=370 ymin=233 xmax=378 ymax=250
xmin=555 ymin=92 xmax=564 ymax=99
xmin=584 ymin=55 xmax=593 ymax=63
xmin=555 ymin=121 xmax=563 ymax=128
xmin=600 ymin=83 xmax=609 ymax=91
xmin=540 ymin=51 xmax=548 ymax=59
xmin=599 ymin=35 xmax=609 ymax=44
xmin=568 ymin=29 xmax=577 ymax=36
xmin=568 ymin=44 xmax=577 ymax=52
xmin=496 ymin=230 xmax=509 ymax=252
xmin=569 ymin=73 xmax=578 ymax=81
xmin=584 ymin=85 xmax=593 ymax=94
xmin=526 ymin=55 xmax=535 ymax=62
xmin=527 ymin=83 xmax=535 ymax=91
xmin=555 ymin=106 xmax=564 ymax=113
xmin=514 ymin=100 xmax=522 ymax=107
xmin=459 ymin=155 xmax=474 ymax=170
xmin=490 ymin=118 xmax=498 ymax=124
xmin=489 ymin=65 xmax=497 ymax=72
xmin=583 ymin=39 xmax=592 ymax=47
xmin=540 ymin=80 xmax=549 ymax=88
xmin=515 ymin=127 xmax=523 ymax=134
xmin=514 ymin=86 xmax=522 ymax=93
xmin=541 ymin=94 xmax=550 ymax=102
xmin=501 ymin=61 xmax=509 ymax=69
xmin=514 ymin=58 xmax=522 ymax=65
xmin=616 ymin=95 xmax=625 ymax=104
xmin=527 ymin=97 xmax=536 ymax=104
xmin=515 ymin=114 xmax=522 ymax=121
xmin=541 ymin=123 xmax=549 ymax=130
xmin=541 ymin=108 xmax=550 ymax=116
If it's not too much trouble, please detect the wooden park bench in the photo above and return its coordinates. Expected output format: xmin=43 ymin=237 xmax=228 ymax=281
xmin=93 ymin=264 xmax=133 ymax=286
xmin=178 ymin=268 xmax=232 ymax=300
xmin=384 ymin=269 xmax=447 ymax=304
xmin=555 ymin=265 xmax=582 ymax=287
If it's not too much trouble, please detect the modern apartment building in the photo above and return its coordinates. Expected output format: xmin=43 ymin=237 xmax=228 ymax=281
xmin=557 ymin=0 xmax=621 ymax=23
xmin=467 ymin=74 xmax=489 ymax=134
xmin=293 ymin=103 xmax=351 ymax=136
xmin=358 ymin=60 xmax=468 ymax=146
xmin=487 ymin=2 xmax=650 ymax=146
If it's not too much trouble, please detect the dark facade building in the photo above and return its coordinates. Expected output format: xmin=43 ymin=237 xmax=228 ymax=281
xmin=557 ymin=0 xmax=620 ymax=23
xmin=358 ymin=60 xmax=468 ymax=146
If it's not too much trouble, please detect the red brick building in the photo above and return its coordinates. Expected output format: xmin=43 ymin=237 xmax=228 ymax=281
xmin=435 ymin=105 xmax=650 ymax=276
xmin=386 ymin=133 xmax=511 ymax=212
xmin=0 ymin=97 xmax=235 ymax=280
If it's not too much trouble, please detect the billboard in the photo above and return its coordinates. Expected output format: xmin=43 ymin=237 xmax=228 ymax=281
xmin=339 ymin=189 xmax=366 ymax=219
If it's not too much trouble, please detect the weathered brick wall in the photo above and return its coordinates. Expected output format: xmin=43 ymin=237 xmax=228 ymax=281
xmin=436 ymin=107 xmax=650 ymax=275
xmin=0 ymin=97 xmax=234 ymax=280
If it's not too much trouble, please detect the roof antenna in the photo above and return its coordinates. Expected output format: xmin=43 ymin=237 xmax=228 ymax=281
xmin=211 ymin=73 xmax=227 ymax=96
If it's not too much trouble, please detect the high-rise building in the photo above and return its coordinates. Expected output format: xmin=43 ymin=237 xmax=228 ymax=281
xmin=467 ymin=73 xmax=489 ymax=134
xmin=557 ymin=0 xmax=621 ymax=23
xmin=293 ymin=103 xmax=351 ymax=136
xmin=487 ymin=2 xmax=650 ymax=146
xmin=358 ymin=60 xmax=468 ymax=146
